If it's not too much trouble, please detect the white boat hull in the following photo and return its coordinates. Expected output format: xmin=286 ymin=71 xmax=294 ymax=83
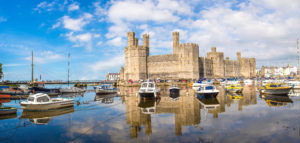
xmin=21 ymin=99 xmax=74 ymax=111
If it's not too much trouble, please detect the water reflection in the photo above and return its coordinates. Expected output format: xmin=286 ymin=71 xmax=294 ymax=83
xmin=94 ymin=94 xmax=116 ymax=104
xmin=261 ymin=94 xmax=293 ymax=107
xmin=20 ymin=107 xmax=74 ymax=125
xmin=1 ymin=85 xmax=300 ymax=143
xmin=125 ymin=85 xmax=201 ymax=137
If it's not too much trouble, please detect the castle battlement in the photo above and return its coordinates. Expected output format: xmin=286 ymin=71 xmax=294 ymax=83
xmin=121 ymin=31 xmax=256 ymax=81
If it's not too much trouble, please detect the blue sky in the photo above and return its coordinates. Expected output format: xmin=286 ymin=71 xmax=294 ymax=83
xmin=0 ymin=0 xmax=300 ymax=81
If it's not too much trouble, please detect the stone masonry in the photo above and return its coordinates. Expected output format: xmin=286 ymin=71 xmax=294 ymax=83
xmin=120 ymin=32 xmax=256 ymax=81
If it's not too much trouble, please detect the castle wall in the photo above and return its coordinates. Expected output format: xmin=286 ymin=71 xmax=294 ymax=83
xmin=147 ymin=55 xmax=179 ymax=80
xmin=224 ymin=57 xmax=236 ymax=78
xmin=123 ymin=31 xmax=256 ymax=81
xmin=206 ymin=47 xmax=225 ymax=78
xmin=199 ymin=57 xmax=213 ymax=78
xmin=239 ymin=58 xmax=251 ymax=78
xmin=177 ymin=43 xmax=200 ymax=80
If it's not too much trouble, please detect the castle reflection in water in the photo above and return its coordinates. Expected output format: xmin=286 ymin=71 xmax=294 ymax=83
xmin=118 ymin=85 xmax=257 ymax=138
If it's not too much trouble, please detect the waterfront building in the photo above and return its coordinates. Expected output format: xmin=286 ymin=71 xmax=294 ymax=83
xmin=106 ymin=73 xmax=120 ymax=81
xmin=260 ymin=65 xmax=297 ymax=78
xmin=120 ymin=32 xmax=256 ymax=81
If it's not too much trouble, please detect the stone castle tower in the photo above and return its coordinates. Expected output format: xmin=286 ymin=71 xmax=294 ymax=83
xmin=121 ymin=32 xmax=256 ymax=81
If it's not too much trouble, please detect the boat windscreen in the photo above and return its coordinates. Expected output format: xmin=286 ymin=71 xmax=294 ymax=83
xmin=205 ymin=86 xmax=214 ymax=90
xmin=148 ymin=83 xmax=154 ymax=88
xmin=28 ymin=97 xmax=35 ymax=102
xmin=142 ymin=83 xmax=147 ymax=88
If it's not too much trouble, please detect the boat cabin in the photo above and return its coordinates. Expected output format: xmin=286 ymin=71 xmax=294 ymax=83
xmin=140 ymin=81 xmax=156 ymax=91
xmin=27 ymin=93 xmax=51 ymax=103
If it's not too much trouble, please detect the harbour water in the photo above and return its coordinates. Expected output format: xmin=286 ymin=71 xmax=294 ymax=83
xmin=1 ymin=84 xmax=300 ymax=143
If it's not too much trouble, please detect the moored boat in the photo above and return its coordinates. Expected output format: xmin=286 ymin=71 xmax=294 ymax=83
xmin=94 ymin=84 xmax=117 ymax=95
xmin=138 ymin=80 xmax=160 ymax=99
xmin=59 ymin=87 xmax=85 ymax=94
xmin=21 ymin=93 xmax=74 ymax=111
xmin=29 ymin=82 xmax=59 ymax=96
xmin=260 ymin=83 xmax=292 ymax=96
xmin=244 ymin=79 xmax=254 ymax=85
xmin=193 ymin=83 xmax=219 ymax=97
xmin=0 ymin=94 xmax=10 ymax=99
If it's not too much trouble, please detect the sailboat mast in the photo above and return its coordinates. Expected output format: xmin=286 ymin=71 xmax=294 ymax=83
xmin=68 ymin=52 xmax=70 ymax=86
xmin=297 ymin=39 xmax=300 ymax=78
xmin=31 ymin=50 xmax=34 ymax=82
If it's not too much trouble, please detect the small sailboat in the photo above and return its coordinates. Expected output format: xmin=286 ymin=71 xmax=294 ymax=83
xmin=21 ymin=93 xmax=74 ymax=111
xmin=60 ymin=53 xmax=85 ymax=94
xmin=29 ymin=82 xmax=60 ymax=96
xmin=138 ymin=80 xmax=160 ymax=99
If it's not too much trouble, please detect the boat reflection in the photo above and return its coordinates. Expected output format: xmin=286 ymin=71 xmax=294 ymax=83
xmin=196 ymin=94 xmax=220 ymax=109
xmin=94 ymin=94 xmax=116 ymax=104
xmin=0 ymin=113 xmax=17 ymax=120
xmin=138 ymin=98 xmax=160 ymax=114
xmin=227 ymin=92 xmax=243 ymax=100
xmin=20 ymin=107 xmax=74 ymax=125
xmin=261 ymin=94 xmax=293 ymax=107
xmin=60 ymin=92 xmax=84 ymax=98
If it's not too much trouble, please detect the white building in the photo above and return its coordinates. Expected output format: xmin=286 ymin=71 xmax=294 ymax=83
xmin=261 ymin=65 xmax=297 ymax=78
xmin=106 ymin=73 xmax=120 ymax=81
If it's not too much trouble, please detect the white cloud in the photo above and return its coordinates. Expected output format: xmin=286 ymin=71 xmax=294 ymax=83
xmin=34 ymin=1 xmax=57 ymax=12
xmin=106 ymin=37 xmax=125 ymax=47
xmin=68 ymin=2 xmax=80 ymax=11
xmin=89 ymin=55 xmax=125 ymax=71
xmin=66 ymin=32 xmax=93 ymax=50
xmin=108 ymin=0 xmax=180 ymax=23
xmin=24 ymin=51 xmax=64 ymax=64
xmin=51 ymin=21 xmax=61 ymax=29
xmin=62 ymin=13 xmax=92 ymax=31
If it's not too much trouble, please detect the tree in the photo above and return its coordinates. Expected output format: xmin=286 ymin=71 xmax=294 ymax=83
xmin=0 ymin=63 xmax=3 ymax=79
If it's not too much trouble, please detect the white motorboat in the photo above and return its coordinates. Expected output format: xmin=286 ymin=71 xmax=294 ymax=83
xmin=138 ymin=80 xmax=160 ymax=98
xmin=21 ymin=93 xmax=74 ymax=111
xmin=193 ymin=83 xmax=219 ymax=97
xmin=244 ymin=79 xmax=254 ymax=85
xmin=59 ymin=87 xmax=85 ymax=93
xmin=225 ymin=80 xmax=240 ymax=87
xmin=94 ymin=84 xmax=117 ymax=95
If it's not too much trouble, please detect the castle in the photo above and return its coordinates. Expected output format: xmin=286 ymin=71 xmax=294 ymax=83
xmin=120 ymin=32 xmax=256 ymax=81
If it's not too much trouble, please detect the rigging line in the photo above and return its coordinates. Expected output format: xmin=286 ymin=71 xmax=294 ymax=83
xmin=35 ymin=65 xmax=61 ymax=80
xmin=69 ymin=108 xmax=139 ymax=142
